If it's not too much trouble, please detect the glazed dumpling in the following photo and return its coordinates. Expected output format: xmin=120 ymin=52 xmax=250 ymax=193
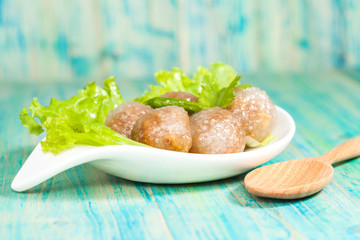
xmin=189 ymin=107 xmax=246 ymax=154
xmin=105 ymin=102 xmax=152 ymax=138
xmin=227 ymin=87 xmax=276 ymax=141
xmin=131 ymin=106 xmax=192 ymax=152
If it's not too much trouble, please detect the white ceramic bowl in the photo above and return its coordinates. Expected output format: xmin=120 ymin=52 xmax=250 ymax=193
xmin=11 ymin=106 xmax=295 ymax=192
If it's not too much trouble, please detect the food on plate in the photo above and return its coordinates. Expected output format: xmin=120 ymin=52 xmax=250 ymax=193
xmin=105 ymin=102 xmax=152 ymax=138
xmin=189 ymin=107 xmax=246 ymax=154
xmin=160 ymin=91 xmax=199 ymax=102
xmin=131 ymin=106 xmax=192 ymax=152
xmin=19 ymin=62 xmax=276 ymax=155
xmin=19 ymin=77 xmax=147 ymax=154
xmin=227 ymin=87 xmax=276 ymax=142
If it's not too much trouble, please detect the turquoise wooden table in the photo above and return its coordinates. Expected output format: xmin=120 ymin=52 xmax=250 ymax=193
xmin=1 ymin=70 xmax=360 ymax=239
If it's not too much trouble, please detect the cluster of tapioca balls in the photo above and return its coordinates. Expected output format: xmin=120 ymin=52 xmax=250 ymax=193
xmin=105 ymin=87 xmax=276 ymax=154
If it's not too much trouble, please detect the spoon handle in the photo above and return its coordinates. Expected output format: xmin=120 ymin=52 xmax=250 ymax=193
xmin=317 ymin=136 xmax=360 ymax=164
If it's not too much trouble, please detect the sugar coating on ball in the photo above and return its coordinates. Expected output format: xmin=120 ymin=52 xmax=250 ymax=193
xmin=160 ymin=91 xmax=199 ymax=102
xmin=189 ymin=107 xmax=246 ymax=154
xmin=105 ymin=102 xmax=152 ymax=138
xmin=131 ymin=106 xmax=192 ymax=152
xmin=227 ymin=87 xmax=276 ymax=141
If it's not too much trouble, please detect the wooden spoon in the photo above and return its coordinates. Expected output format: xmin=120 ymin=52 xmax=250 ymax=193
xmin=244 ymin=137 xmax=360 ymax=199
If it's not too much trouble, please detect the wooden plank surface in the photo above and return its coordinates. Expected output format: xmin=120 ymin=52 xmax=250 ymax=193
xmin=1 ymin=70 xmax=360 ymax=239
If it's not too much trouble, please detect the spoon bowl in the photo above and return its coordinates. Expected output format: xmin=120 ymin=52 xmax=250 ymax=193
xmin=12 ymin=106 xmax=295 ymax=192
xmin=245 ymin=137 xmax=360 ymax=199
xmin=245 ymin=159 xmax=334 ymax=199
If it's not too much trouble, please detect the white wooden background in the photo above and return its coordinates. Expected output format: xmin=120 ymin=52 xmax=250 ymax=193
xmin=0 ymin=0 xmax=359 ymax=82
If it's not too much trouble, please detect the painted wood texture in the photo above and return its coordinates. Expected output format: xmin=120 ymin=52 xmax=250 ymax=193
xmin=1 ymin=0 xmax=360 ymax=82
xmin=1 ymin=70 xmax=360 ymax=239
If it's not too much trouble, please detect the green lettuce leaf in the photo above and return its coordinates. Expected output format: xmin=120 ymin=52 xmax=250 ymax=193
xmin=134 ymin=85 xmax=170 ymax=104
xmin=19 ymin=108 xmax=44 ymax=135
xmin=216 ymin=76 xmax=241 ymax=108
xmin=245 ymin=134 xmax=276 ymax=148
xmin=136 ymin=62 xmax=249 ymax=109
xmin=135 ymin=68 xmax=196 ymax=103
xmin=20 ymin=77 xmax=147 ymax=154
xmin=191 ymin=63 xmax=243 ymax=108
xmin=207 ymin=62 xmax=237 ymax=89
xmin=155 ymin=68 xmax=195 ymax=93
xmin=191 ymin=66 xmax=216 ymax=108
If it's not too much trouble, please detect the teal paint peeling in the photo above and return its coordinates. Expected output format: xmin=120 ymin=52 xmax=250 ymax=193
xmin=55 ymin=34 xmax=68 ymax=61
xmin=299 ymin=39 xmax=309 ymax=49
xmin=123 ymin=0 xmax=131 ymax=15
xmin=228 ymin=16 xmax=247 ymax=33
xmin=0 ymin=0 xmax=3 ymax=25
xmin=102 ymin=43 xmax=119 ymax=60
xmin=144 ymin=25 xmax=175 ymax=39
xmin=71 ymin=57 xmax=90 ymax=76
xmin=17 ymin=31 xmax=26 ymax=52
